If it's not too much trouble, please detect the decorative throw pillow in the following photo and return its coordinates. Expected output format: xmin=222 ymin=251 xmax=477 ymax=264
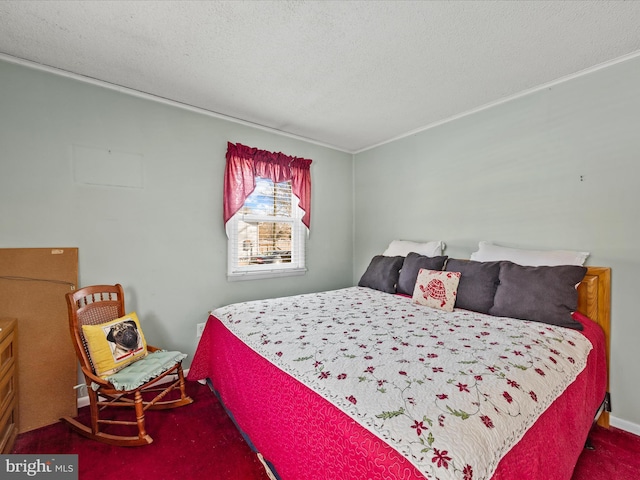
xmin=445 ymin=259 xmax=502 ymax=314
xmin=82 ymin=312 xmax=148 ymax=377
xmin=412 ymin=269 xmax=461 ymax=312
xmin=358 ymin=255 xmax=405 ymax=293
xmin=488 ymin=262 xmax=587 ymax=330
xmin=397 ymin=252 xmax=448 ymax=296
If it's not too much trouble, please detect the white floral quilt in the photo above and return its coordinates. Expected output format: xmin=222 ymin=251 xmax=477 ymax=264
xmin=213 ymin=287 xmax=592 ymax=480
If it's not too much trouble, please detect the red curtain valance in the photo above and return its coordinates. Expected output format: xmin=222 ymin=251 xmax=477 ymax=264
xmin=223 ymin=142 xmax=312 ymax=229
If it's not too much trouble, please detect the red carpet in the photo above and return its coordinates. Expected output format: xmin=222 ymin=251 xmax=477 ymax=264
xmin=12 ymin=380 xmax=270 ymax=480
xmin=12 ymin=380 xmax=640 ymax=480
xmin=572 ymin=424 xmax=640 ymax=480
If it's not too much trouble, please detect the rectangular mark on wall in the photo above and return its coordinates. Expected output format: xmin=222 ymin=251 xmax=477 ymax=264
xmin=72 ymin=144 xmax=144 ymax=188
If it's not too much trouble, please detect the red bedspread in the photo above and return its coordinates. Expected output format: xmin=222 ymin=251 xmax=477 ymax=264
xmin=188 ymin=310 xmax=606 ymax=480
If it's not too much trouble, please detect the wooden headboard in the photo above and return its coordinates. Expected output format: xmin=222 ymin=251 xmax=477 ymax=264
xmin=576 ymin=266 xmax=611 ymax=428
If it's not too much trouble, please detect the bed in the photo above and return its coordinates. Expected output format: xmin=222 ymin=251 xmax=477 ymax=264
xmin=187 ymin=262 xmax=610 ymax=480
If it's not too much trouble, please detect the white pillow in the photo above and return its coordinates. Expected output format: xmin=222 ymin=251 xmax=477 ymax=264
xmin=383 ymin=240 xmax=444 ymax=258
xmin=470 ymin=241 xmax=589 ymax=266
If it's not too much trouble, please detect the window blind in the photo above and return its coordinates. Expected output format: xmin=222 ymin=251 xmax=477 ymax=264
xmin=228 ymin=177 xmax=305 ymax=277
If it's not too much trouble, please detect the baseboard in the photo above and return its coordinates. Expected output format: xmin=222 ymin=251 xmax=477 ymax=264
xmin=77 ymin=394 xmax=90 ymax=409
xmin=610 ymin=415 xmax=640 ymax=436
xmin=76 ymin=368 xmax=190 ymax=409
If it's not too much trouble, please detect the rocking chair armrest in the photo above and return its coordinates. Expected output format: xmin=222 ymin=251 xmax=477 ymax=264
xmin=80 ymin=365 xmax=111 ymax=387
xmin=147 ymin=345 xmax=161 ymax=353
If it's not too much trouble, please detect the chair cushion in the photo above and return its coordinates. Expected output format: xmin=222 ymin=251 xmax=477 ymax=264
xmin=82 ymin=312 xmax=148 ymax=377
xmin=105 ymin=350 xmax=188 ymax=390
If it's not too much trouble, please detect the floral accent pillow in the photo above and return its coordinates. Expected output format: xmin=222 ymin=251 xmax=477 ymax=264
xmin=412 ymin=269 xmax=461 ymax=312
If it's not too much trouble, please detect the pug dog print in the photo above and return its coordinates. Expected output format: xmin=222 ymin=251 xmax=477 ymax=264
xmin=105 ymin=319 xmax=144 ymax=361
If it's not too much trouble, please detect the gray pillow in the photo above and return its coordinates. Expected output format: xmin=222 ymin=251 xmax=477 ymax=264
xmin=488 ymin=262 xmax=587 ymax=330
xmin=445 ymin=259 xmax=502 ymax=314
xmin=397 ymin=252 xmax=448 ymax=295
xmin=358 ymin=255 xmax=405 ymax=293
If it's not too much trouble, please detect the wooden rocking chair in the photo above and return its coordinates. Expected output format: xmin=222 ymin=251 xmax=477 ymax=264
xmin=62 ymin=284 xmax=193 ymax=446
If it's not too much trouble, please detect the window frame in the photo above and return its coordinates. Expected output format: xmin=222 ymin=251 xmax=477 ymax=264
xmin=226 ymin=177 xmax=307 ymax=281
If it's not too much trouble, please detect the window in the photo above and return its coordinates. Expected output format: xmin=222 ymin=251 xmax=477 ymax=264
xmin=224 ymin=142 xmax=312 ymax=280
xmin=227 ymin=177 xmax=306 ymax=279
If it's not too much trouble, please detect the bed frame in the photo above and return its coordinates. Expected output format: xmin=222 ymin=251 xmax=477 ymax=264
xmin=576 ymin=266 xmax=611 ymax=427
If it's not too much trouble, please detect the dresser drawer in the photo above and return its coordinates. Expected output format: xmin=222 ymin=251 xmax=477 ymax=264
xmin=0 ymin=327 xmax=16 ymax=381
xmin=0 ymin=364 xmax=16 ymax=421
xmin=0 ymin=396 xmax=18 ymax=453
xmin=0 ymin=319 xmax=18 ymax=453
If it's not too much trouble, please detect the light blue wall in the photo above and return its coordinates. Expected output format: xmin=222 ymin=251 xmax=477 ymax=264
xmin=0 ymin=59 xmax=354 ymax=366
xmin=354 ymin=56 xmax=640 ymax=428
xmin=3 ymin=52 xmax=639 ymax=431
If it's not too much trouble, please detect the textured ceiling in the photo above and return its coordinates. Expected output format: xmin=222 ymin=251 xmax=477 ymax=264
xmin=1 ymin=1 xmax=640 ymax=153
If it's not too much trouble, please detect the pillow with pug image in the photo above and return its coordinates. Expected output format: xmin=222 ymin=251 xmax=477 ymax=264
xmin=82 ymin=312 xmax=148 ymax=377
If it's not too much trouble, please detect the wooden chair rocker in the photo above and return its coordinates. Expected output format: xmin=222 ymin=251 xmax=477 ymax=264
xmin=62 ymin=284 xmax=193 ymax=446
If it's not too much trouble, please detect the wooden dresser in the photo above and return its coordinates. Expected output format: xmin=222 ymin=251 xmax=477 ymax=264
xmin=0 ymin=318 xmax=18 ymax=453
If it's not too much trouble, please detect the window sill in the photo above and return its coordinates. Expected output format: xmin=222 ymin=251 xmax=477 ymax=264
xmin=227 ymin=267 xmax=307 ymax=282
